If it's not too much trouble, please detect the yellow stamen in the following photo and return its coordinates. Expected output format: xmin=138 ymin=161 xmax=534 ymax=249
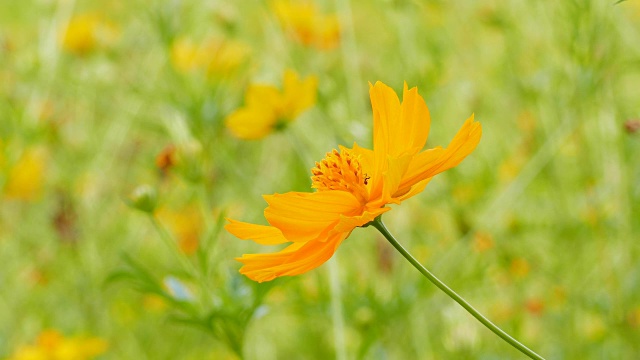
xmin=311 ymin=148 xmax=369 ymax=203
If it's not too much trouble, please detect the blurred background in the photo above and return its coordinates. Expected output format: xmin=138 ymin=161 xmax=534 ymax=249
xmin=1 ymin=0 xmax=639 ymax=358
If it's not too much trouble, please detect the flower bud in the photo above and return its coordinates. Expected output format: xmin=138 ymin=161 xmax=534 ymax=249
xmin=624 ymin=119 xmax=640 ymax=134
xmin=128 ymin=185 xmax=157 ymax=213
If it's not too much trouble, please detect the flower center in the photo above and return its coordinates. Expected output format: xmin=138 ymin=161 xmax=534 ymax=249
xmin=311 ymin=148 xmax=369 ymax=203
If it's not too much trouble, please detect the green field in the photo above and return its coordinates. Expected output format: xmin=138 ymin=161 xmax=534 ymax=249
xmin=1 ymin=1 xmax=640 ymax=359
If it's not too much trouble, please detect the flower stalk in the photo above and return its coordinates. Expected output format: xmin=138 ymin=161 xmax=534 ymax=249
xmin=368 ymin=216 xmax=545 ymax=360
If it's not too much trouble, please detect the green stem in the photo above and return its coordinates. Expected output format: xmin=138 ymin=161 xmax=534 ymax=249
xmin=369 ymin=216 xmax=545 ymax=360
xmin=148 ymin=215 xmax=196 ymax=276
xmin=148 ymin=215 xmax=216 ymax=301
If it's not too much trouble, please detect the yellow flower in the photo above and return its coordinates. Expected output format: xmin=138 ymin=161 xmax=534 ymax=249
xmin=272 ymin=0 xmax=340 ymax=49
xmin=60 ymin=13 xmax=117 ymax=55
xmin=9 ymin=330 xmax=107 ymax=360
xmin=142 ymin=294 xmax=168 ymax=313
xmin=225 ymin=70 xmax=317 ymax=140
xmin=170 ymin=39 xmax=199 ymax=72
xmin=4 ymin=148 xmax=46 ymax=201
xmin=226 ymin=81 xmax=482 ymax=282
xmin=170 ymin=37 xmax=250 ymax=79
xmin=0 ymin=140 xmax=5 ymax=168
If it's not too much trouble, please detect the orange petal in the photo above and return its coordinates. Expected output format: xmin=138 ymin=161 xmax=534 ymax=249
xmin=369 ymin=82 xmax=399 ymax=199
xmin=368 ymin=81 xmax=432 ymax=199
xmin=393 ymin=177 xmax=432 ymax=203
xmin=331 ymin=207 xmax=391 ymax=234
xmin=264 ymin=190 xmax=362 ymax=243
xmin=350 ymin=142 xmax=379 ymax=195
xmin=400 ymin=82 xmax=430 ymax=153
xmin=366 ymin=153 xmax=413 ymax=208
xmin=369 ymin=82 xmax=430 ymax=156
xmin=225 ymin=219 xmax=288 ymax=245
xmin=395 ymin=147 xmax=443 ymax=195
xmin=370 ymin=81 xmax=400 ymax=157
xmin=381 ymin=153 xmax=413 ymax=205
xmin=237 ymin=232 xmax=347 ymax=282
xmin=350 ymin=142 xmax=374 ymax=172
xmin=399 ymin=115 xmax=481 ymax=189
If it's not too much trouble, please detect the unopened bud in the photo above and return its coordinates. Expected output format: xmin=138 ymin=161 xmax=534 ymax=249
xmin=128 ymin=185 xmax=157 ymax=213
xmin=624 ymin=119 xmax=640 ymax=134
xmin=156 ymin=144 xmax=177 ymax=175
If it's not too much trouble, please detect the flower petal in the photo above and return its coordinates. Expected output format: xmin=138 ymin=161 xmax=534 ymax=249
xmin=369 ymin=82 xmax=399 ymax=198
xmin=225 ymin=219 xmax=289 ymax=245
xmin=237 ymin=232 xmax=347 ymax=282
xmin=264 ymin=190 xmax=362 ymax=243
xmin=331 ymin=207 xmax=391 ymax=234
xmin=283 ymin=70 xmax=318 ymax=119
xmin=367 ymin=153 xmax=413 ymax=208
xmin=368 ymin=81 xmax=432 ymax=201
xmin=370 ymin=81 xmax=400 ymax=157
xmin=394 ymin=147 xmax=443 ymax=195
xmin=225 ymin=107 xmax=277 ymax=140
xmin=393 ymin=177 xmax=432 ymax=203
xmin=369 ymin=82 xmax=430 ymax=156
xmin=350 ymin=142 xmax=379 ymax=194
xmin=246 ymin=84 xmax=283 ymax=109
xmin=350 ymin=142 xmax=374 ymax=172
xmin=400 ymin=82 xmax=431 ymax=153
xmin=399 ymin=115 xmax=481 ymax=189
xmin=382 ymin=153 xmax=414 ymax=205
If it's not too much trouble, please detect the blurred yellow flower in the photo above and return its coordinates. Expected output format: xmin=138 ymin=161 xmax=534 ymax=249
xmin=0 ymin=140 xmax=5 ymax=168
xmin=225 ymin=70 xmax=317 ymax=140
xmin=627 ymin=307 xmax=640 ymax=328
xmin=623 ymin=0 xmax=640 ymax=20
xmin=142 ymin=294 xmax=168 ymax=313
xmin=4 ymin=148 xmax=46 ymax=201
xmin=9 ymin=330 xmax=107 ymax=360
xmin=525 ymin=298 xmax=544 ymax=315
xmin=509 ymin=257 xmax=530 ymax=278
xmin=157 ymin=205 xmax=203 ymax=255
xmin=272 ymin=0 xmax=340 ymax=49
xmin=472 ymin=231 xmax=494 ymax=253
xmin=226 ymin=81 xmax=481 ymax=282
xmin=60 ymin=13 xmax=117 ymax=55
xmin=170 ymin=37 xmax=250 ymax=79
xmin=581 ymin=313 xmax=607 ymax=341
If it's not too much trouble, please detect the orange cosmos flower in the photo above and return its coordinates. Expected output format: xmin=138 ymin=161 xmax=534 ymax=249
xmin=226 ymin=81 xmax=482 ymax=282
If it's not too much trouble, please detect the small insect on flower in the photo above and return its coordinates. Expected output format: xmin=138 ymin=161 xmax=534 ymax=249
xmin=226 ymin=81 xmax=481 ymax=282
xmin=225 ymin=70 xmax=317 ymax=140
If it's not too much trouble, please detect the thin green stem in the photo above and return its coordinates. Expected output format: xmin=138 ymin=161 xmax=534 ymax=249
xmin=369 ymin=216 xmax=545 ymax=360
xmin=148 ymin=215 xmax=216 ymax=302
xmin=328 ymin=258 xmax=347 ymax=360
xmin=148 ymin=215 xmax=196 ymax=276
